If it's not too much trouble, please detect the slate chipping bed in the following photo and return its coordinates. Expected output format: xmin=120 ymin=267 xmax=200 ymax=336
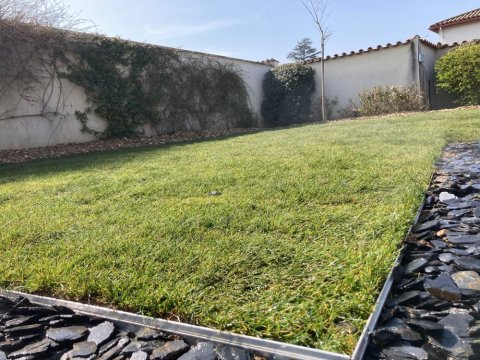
xmin=367 ymin=142 xmax=480 ymax=359
xmin=0 ymin=295 xmax=253 ymax=360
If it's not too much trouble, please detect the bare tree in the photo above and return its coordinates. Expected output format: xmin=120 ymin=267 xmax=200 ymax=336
xmin=301 ymin=0 xmax=331 ymax=122
xmin=0 ymin=0 xmax=92 ymax=30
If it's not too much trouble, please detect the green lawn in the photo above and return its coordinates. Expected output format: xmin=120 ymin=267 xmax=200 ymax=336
xmin=1 ymin=109 xmax=480 ymax=353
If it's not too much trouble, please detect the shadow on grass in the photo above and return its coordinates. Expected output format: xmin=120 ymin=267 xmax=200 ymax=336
xmin=0 ymin=130 xmax=266 ymax=184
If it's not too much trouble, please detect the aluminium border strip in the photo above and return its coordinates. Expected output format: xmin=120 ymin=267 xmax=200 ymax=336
xmin=0 ymin=289 xmax=349 ymax=360
xmin=351 ymin=174 xmax=432 ymax=360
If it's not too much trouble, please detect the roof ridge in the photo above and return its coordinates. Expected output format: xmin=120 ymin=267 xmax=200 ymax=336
xmin=429 ymin=8 xmax=480 ymax=33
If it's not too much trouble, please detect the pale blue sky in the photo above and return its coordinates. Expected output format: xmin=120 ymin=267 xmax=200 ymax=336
xmin=63 ymin=1 xmax=479 ymax=63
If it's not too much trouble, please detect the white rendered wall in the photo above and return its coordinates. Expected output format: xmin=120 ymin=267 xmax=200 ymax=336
xmin=439 ymin=22 xmax=480 ymax=44
xmin=306 ymin=43 xmax=417 ymax=119
xmin=0 ymin=51 xmax=271 ymax=150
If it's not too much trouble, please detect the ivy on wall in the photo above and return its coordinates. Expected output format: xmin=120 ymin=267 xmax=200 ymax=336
xmin=0 ymin=21 xmax=255 ymax=138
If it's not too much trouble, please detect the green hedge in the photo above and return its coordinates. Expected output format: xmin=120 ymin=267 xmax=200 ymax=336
xmin=435 ymin=42 xmax=480 ymax=105
xmin=261 ymin=64 xmax=315 ymax=127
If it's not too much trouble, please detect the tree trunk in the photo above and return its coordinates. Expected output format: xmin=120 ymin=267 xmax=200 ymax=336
xmin=320 ymin=38 xmax=327 ymax=122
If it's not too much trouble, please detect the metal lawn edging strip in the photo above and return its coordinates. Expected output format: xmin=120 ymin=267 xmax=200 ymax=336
xmin=351 ymin=174 xmax=432 ymax=360
xmin=0 ymin=289 xmax=349 ymax=360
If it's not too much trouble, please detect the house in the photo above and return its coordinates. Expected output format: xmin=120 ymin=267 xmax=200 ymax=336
xmin=304 ymin=8 xmax=480 ymax=119
xmin=429 ymin=8 xmax=480 ymax=45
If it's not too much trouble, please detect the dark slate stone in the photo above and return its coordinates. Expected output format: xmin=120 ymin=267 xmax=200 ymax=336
xmin=438 ymin=313 xmax=475 ymax=338
xmin=387 ymin=291 xmax=422 ymax=308
xmin=178 ymin=343 xmax=216 ymax=360
xmin=430 ymin=240 xmax=447 ymax=250
xmin=87 ymin=321 xmax=115 ymax=346
xmin=14 ymin=306 xmax=58 ymax=316
xmin=381 ymin=345 xmax=428 ymax=360
xmin=0 ymin=335 xmax=38 ymax=352
xmin=70 ymin=341 xmax=97 ymax=358
xmin=8 ymin=339 xmax=55 ymax=359
xmin=38 ymin=315 xmax=62 ymax=323
xmin=135 ymin=327 xmax=166 ymax=341
xmin=447 ymin=202 xmax=474 ymax=210
xmin=215 ymin=346 xmax=251 ymax=360
xmin=424 ymin=273 xmax=462 ymax=301
xmin=137 ymin=340 xmax=166 ymax=353
xmin=454 ymin=256 xmax=480 ymax=272
xmin=438 ymin=253 xmax=456 ymax=264
xmin=52 ymin=305 xmax=76 ymax=315
xmin=46 ymin=326 xmax=88 ymax=342
xmin=97 ymin=337 xmax=120 ymax=357
xmin=120 ymin=341 xmax=146 ymax=355
xmin=151 ymin=340 xmax=190 ymax=360
xmin=415 ymin=220 xmax=441 ymax=233
xmin=374 ymin=318 xmax=422 ymax=344
xmin=97 ymin=336 xmax=129 ymax=360
xmin=447 ymin=234 xmax=480 ymax=244
xmin=405 ymin=319 xmax=444 ymax=334
xmin=3 ymin=324 xmax=44 ymax=336
xmin=404 ymin=258 xmax=429 ymax=275
xmin=428 ymin=329 xmax=474 ymax=359
xmin=4 ymin=316 xmax=39 ymax=328
xmin=448 ymin=248 xmax=470 ymax=256
xmin=131 ymin=351 xmax=148 ymax=360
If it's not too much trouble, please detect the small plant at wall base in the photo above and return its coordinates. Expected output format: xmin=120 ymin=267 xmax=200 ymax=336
xmin=356 ymin=85 xmax=426 ymax=117
xmin=435 ymin=42 xmax=480 ymax=106
xmin=261 ymin=64 xmax=315 ymax=127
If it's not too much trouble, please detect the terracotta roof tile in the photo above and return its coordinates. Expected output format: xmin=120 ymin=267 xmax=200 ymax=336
xmin=302 ymin=37 xmax=473 ymax=65
xmin=429 ymin=8 xmax=480 ymax=33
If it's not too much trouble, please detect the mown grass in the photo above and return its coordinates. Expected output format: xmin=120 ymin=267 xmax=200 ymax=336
xmin=1 ymin=109 xmax=480 ymax=353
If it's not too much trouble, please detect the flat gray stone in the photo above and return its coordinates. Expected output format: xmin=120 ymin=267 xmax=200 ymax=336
xmin=438 ymin=253 xmax=456 ymax=264
xmin=428 ymin=329 xmax=473 ymax=358
xmin=404 ymin=258 xmax=428 ymax=275
xmin=454 ymin=256 xmax=480 ymax=272
xmin=0 ymin=351 xmax=6 ymax=360
xmin=381 ymin=345 xmax=428 ymax=360
xmin=135 ymin=327 xmax=165 ymax=341
xmin=151 ymin=340 xmax=189 ymax=360
xmin=215 ymin=346 xmax=251 ymax=360
xmin=87 ymin=321 xmax=115 ymax=346
xmin=120 ymin=341 xmax=146 ymax=355
xmin=178 ymin=343 xmax=216 ymax=360
xmin=438 ymin=313 xmax=475 ymax=338
xmin=451 ymin=271 xmax=480 ymax=291
xmin=415 ymin=220 xmax=441 ymax=232
xmin=47 ymin=326 xmax=88 ymax=342
xmin=7 ymin=339 xmax=53 ymax=359
xmin=70 ymin=341 xmax=97 ymax=358
xmin=424 ymin=273 xmax=462 ymax=301
xmin=131 ymin=351 xmax=149 ymax=360
xmin=447 ymin=234 xmax=480 ymax=244
xmin=97 ymin=337 xmax=129 ymax=360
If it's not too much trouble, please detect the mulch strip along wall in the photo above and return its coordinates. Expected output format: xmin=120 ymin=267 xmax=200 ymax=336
xmin=0 ymin=128 xmax=258 ymax=164
xmin=367 ymin=142 xmax=480 ymax=359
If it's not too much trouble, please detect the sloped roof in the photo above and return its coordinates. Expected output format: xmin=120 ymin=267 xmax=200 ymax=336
xmin=429 ymin=8 xmax=480 ymax=33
